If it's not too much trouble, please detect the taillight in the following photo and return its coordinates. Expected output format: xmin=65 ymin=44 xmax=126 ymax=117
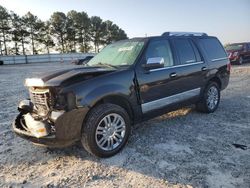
xmin=227 ymin=62 xmax=231 ymax=72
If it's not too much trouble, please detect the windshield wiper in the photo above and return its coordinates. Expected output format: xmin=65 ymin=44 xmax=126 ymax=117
xmin=95 ymin=62 xmax=118 ymax=69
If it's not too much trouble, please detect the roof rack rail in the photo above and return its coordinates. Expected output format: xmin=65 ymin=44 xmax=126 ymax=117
xmin=162 ymin=32 xmax=208 ymax=37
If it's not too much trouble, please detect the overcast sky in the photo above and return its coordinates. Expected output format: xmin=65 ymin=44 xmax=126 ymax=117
xmin=0 ymin=0 xmax=249 ymax=44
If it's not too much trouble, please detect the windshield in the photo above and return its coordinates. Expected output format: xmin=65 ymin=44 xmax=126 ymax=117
xmin=225 ymin=44 xmax=243 ymax=51
xmin=87 ymin=40 xmax=144 ymax=67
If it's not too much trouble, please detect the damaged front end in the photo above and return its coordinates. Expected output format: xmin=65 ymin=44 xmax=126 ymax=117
xmin=12 ymin=67 xmax=112 ymax=147
xmin=13 ymin=85 xmax=87 ymax=147
xmin=13 ymin=85 xmax=63 ymax=146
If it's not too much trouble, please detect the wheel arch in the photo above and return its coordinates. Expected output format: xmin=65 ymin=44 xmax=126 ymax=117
xmin=83 ymin=94 xmax=135 ymax=127
xmin=207 ymin=76 xmax=222 ymax=90
xmin=94 ymin=95 xmax=135 ymax=124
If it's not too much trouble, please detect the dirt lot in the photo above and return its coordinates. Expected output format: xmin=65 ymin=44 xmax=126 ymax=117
xmin=0 ymin=63 xmax=249 ymax=188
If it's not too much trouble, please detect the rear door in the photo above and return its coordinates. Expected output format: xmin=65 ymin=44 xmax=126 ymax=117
xmin=171 ymin=37 xmax=208 ymax=94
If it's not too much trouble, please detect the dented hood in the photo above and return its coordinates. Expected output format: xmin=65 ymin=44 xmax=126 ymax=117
xmin=25 ymin=67 xmax=115 ymax=87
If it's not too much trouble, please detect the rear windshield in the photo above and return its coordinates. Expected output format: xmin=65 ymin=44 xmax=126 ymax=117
xmin=225 ymin=44 xmax=243 ymax=51
xmin=199 ymin=38 xmax=227 ymax=61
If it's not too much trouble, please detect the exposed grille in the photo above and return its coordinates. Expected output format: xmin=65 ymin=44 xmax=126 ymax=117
xmin=29 ymin=88 xmax=52 ymax=116
xmin=31 ymin=92 xmax=49 ymax=105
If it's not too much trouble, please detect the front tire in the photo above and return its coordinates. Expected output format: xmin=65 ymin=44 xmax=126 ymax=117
xmin=81 ymin=103 xmax=131 ymax=158
xmin=196 ymin=82 xmax=220 ymax=113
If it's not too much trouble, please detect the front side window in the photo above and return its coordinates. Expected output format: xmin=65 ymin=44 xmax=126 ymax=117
xmin=174 ymin=39 xmax=197 ymax=64
xmin=88 ymin=41 xmax=144 ymax=67
xmin=145 ymin=40 xmax=174 ymax=67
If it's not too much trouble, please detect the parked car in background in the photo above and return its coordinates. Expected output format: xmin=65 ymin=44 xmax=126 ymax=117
xmin=225 ymin=42 xmax=250 ymax=64
xmin=72 ymin=55 xmax=94 ymax=65
xmin=13 ymin=32 xmax=230 ymax=157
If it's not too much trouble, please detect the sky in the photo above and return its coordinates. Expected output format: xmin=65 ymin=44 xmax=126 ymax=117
xmin=0 ymin=0 xmax=249 ymax=44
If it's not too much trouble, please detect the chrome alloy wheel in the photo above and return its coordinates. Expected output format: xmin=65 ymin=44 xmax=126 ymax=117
xmin=207 ymin=86 xmax=219 ymax=110
xmin=95 ymin=113 xmax=126 ymax=151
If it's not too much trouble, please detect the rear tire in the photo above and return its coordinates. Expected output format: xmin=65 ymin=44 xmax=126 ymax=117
xmin=196 ymin=82 xmax=220 ymax=113
xmin=81 ymin=103 xmax=131 ymax=158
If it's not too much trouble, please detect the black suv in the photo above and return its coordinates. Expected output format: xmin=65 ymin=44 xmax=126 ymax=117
xmin=13 ymin=32 xmax=230 ymax=157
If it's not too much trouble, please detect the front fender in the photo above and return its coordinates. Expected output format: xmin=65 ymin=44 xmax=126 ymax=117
xmin=81 ymin=84 xmax=132 ymax=107
xmin=54 ymin=108 xmax=89 ymax=141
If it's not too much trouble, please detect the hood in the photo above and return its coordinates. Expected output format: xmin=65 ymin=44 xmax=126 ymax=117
xmin=25 ymin=67 xmax=115 ymax=87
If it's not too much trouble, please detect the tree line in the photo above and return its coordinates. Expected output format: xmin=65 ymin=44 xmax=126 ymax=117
xmin=0 ymin=5 xmax=128 ymax=55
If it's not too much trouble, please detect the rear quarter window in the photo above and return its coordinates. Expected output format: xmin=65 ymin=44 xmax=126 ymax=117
xmin=199 ymin=38 xmax=227 ymax=61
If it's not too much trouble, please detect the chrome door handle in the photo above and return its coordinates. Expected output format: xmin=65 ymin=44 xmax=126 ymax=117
xmin=170 ymin=72 xmax=177 ymax=78
xmin=201 ymin=67 xmax=207 ymax=71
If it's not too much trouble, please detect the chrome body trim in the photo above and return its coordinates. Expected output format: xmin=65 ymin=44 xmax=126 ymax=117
xmin=186 ymin=59 xmax=196 ymax=63
xmin=211 ymin=57 xmax=228 ymax=62
xmin=141 ymin=88 xmax=201 ymax=113
xmin=149 ymin=61 xmax=204 ymax=72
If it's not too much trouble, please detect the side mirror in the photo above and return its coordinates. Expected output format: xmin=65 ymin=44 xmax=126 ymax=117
xmin=142 ymin=57 xmax=164 ymax=70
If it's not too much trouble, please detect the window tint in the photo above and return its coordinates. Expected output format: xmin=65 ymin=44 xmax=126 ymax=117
xmin=146 ymin=40 xmax=174 ymax=67
xmin=174 ymin=39 xmax=197 ymax=64
xmin=200 ymin=38 xmax=227 ymax=61
xmin=191 ymin=42 xmax=202 ymax=62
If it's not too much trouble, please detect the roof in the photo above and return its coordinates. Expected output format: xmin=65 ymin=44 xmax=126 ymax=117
xmin=129 ymin=31 xmax=214 ymax=41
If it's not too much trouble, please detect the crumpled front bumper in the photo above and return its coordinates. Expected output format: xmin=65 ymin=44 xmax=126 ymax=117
xmin=12 ymin=100 xmax=89 ymax=148
xmin=12 ymin=113 xmax=66 ymax=147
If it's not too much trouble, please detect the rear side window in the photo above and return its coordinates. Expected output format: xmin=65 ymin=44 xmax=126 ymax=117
xmin=200 ymin=38 xmax=227 ymax=61
xmin=173 ymin=39 xmax=197 ymax=64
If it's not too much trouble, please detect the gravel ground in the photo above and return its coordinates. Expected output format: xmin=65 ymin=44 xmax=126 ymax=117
xmin=0 ymin=62 xmax=249 ymax=188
